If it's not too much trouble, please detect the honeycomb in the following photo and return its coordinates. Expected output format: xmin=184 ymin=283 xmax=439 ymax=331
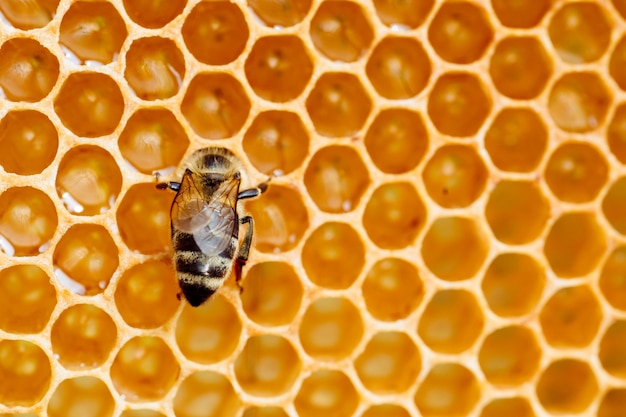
xmin=2 ymin=0 xmax=626 ymax=416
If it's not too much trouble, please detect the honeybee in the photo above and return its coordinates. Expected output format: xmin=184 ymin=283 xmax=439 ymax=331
xmin=157 ymin=147 xmax=269 ymax=307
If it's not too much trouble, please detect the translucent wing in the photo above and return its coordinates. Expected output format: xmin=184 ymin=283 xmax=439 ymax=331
xmin=191 ymin=203 xmax=235 ymax=255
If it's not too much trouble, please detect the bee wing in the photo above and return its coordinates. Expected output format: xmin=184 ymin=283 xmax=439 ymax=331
xmin=191 ymin=202 xmax=236 ymax=256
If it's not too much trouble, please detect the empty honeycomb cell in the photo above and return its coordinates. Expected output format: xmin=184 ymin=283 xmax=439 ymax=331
xmin=544 ymin=211 xmax=607 ymax=278
xmin=598 ymin=388 xmax=626 ymax=417
xmin=365 ymin=37 xmax=431 ymax=100
xmin=602 ymin=177 xmax=626 ymax=235
xmin=309 ymin=1 xmax=373 ymax=62
xmin=234 ymin=335 xmax=301 ymax=397
xmin=491 ymin=0 xmax=549 ymax=28
xmin=536 ymin=359 xmax=598 ymax=414
xmin=417 ymin=289 xmax=484 ymax=354
xmin=485 ymin=181 xmax=550 ymax=245
xmin=248 ymin=0 xmax=311 ymax=27
xmin=58 ymin=1 xmax=127 ymax=64
xmin=240 ymin=262 xmax=303 ymax=326
xmin=482 ymin=253 xmax=545 ymax=318
xmin=428 ymin=2 xmax=493 ymax=64
xmin=485 ymin=107 xmax=548 ymax=173
xmin=242 ymin=110 xmax=309 ymax=176
xmin=55 ymin=145 xmax=122 ymax=216
xmin=548 ymin=72 xmax=611 ymax=133
xmin=0 ymin=340 xmax=51 ymax=406
xmin=115 ymin=260 xmax=180 ymax=329
xmin=421 ymin=216 xmax=488 ymax=281
xmin=422 ymin=144 xmax=488 ymax=208
xmin=294 ymin=370 xmax=358 ymax=417
xmin=427 ymin=72 xmax=492 ymax=137
xmin=182 ymin=1 xmax=248 ymax=66
xmin=480 ymin=397 xmax=534 ymax=417
xmin=364 ymin=108 xmax=428 ymax=175
xmin=242 ymin=407 xmax=287 ymax=417
xmin=245 ymin=35 xmax=313 ymax=103
xmin=362 ymin=404 xmax=410 ymax=417
xmin=610 ymin=36 xmax=626 ymax=91
xmin=50 ymin=304 xmax=117 ymax=369
xmin=0 ymin=38 xmax=59 ymax=102
xmin=599 ymin=320 xmax=626 ymax=378
xmin=306 ymin=73 xmax=372 ymax=137
xmin=373 ymin=0 xmax=433 ymax=29
xmin=122 ymin=0 xmax=186 ymax=29
xmin=118 ymin=108 xmax=189 ymax=174
xmin=120 ymin=411 xmax=166 ymax=417
xmin=0 ymin=264 xmax=56 ymax=334
xmin=53 ymin=72 xmax=125 ymax=138
xmin=180 ymin=73 xmax=250 ymax=139
xmin=414 ymin=363 xmax=480 ymax=416
xmin=173 ymin=371 xmax=240 ymax=417
xmin=600 ymin=246 xmax=626 ymax=310
xmin=116 ymin=183 xmax=172 ymax=254
xmin=354 ymin=331 xmax=421 ymax=394
xmin=124 ymin=37 xmax=185 ymax=101
xmin=110 ymin=336 xmax=180 ymax=401
xmin=52 ymin=223 xmax=119 ymax=295
xmin=489 ymin=36 xmax=552 ymax=100
xmin=175 ymin=294 xmax=242 ymax=364
xmin=301 ymin=222 xmax=365 ymax=289
xmin=299 ymin=297 xmax=363 ymax=360
xmin=0 ymin=110 xmax=58 ymax=175
xmin=607 ymin=103 xmax=626 ymax=163
xmin=0 ymin=0 xmax=58 ymax=29
xmin=549 ymin=2 xmax=611 ymax=64
xmin=545 ymin=142 xmax=608 ymax=203
xmin=362 ymin=182 xmax=426 ymax=249
xmin=48 ymin=376 xmax=114 ymax=417
xmin=478 ymin=325 xmax=542 ymax=386
xmin=362 ymin=258 xmax=424 ymax=322
xmin=0 ymin=187 xmax=57 ymax=256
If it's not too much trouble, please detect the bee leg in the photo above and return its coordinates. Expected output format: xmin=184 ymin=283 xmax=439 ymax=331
xmin=237 ymin=177 xmax=272 ymax=200
xmin=234 ymin=216 xmax=254 ymax=293
xmin=156 ymin=181 xmax=181 ymax=192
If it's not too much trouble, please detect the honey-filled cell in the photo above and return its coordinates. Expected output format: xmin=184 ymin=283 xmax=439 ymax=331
xmin=0 ymin=0 xmax=59 ymax=29
xmin=362 ymin=404 xmax=410 ymax=417
xmin=536 ymin=359 xmax=598 ymax=414
xmin=173 ymin=371 xmax=240 ymax=417
xmin=414 ymin=363 xmax=480 ymax=417
xmin=598 ymin=389 xmax=626 ymax=417
xmin=47 ymin=376 xmax=114 ymax=417
xmin=373 ymin=0 xmax=433 ymax=29
xmin=480 ymin=397 xmax=535 ymax=417
xmin=122 ymin=0 xmax=186 ymax=29
xmin=598 ymin=320 xmax=626 ymax=378
xmin=491 ymin=0 xmax=549 ymax=28
xmin=600 ymin=246 xmax=626 ymax=311
xmin=602 ymin=177 xmax=626 ymax=236
xmin=295 ymin=370 xmax=358 ymax=417
xmin=120 ymin=410 xmax=166 ymax=417
xmin=248 ymin=0 xmax=311 ymax=28
xmin=0 ymin=340 xmax=51 ymax=406
xmin=242 ymin=407 xmax=288 ymax=417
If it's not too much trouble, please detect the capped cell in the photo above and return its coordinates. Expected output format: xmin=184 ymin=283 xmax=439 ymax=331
xmin=536 ymin=359 xmax=598 ymax=414
xmin=373 ymin=0 xmax=433 ymax=28
xmin=123 ymin=0 xmax=186 ymax=28
xmin=0 ymin=340 xmax=51 ymax=406
xmin=480 ymin=397 xmax=535 ymax=417
xmin=414 ymin=363 xmax=480 ymax=417
xmin=491 ymin=0 xmax=549 ymax=28
xmin=600 ymin=246 xmax=626 ymax=311
xmin=248 ymin=0 xmax=311 ymax=27
xmin=599 ymin=320 xmax=626 ymax=378
xmin=295 ymin=370 xmax=358 ymax=417
xmin=0 ymin=0 xmax=59 ymax=29
xmin=607 ymin=103 xmax=626 ymax=164
xmin=174 ymin=371 xmax=240 ymax=417
xmin=48 ymin=376 xmax=114 ymax=417
xmin=602 ymin=177 xmax=626 ymax=235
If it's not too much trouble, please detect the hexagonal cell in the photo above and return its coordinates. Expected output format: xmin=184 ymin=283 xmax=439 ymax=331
xmin=0 ymin=187 xmax=57 ymax=256
xmin=302 ymin=222 xmax=365 ymax=289
xmin=0 ymin=0 xmax=59 ymax=29
xmin=491 ymin=0 xmax=549 ymax=28
xmin=54 ymin=72 xmax=124 ymax=137
xmin=600 ymin=246 xmax=626 ymax=311
xmin=363 ymin=182 xmax=426 ymax=249
xmin=549 ymin=2 xmax=611 ymax=64
xmin=0 ymin=110 xmax=58 ymax=175
xmin=548 ymin=72 xmax=611 ymax=133
xmin=485 ymin=107 xmax=548 ymax=173
xmin=607 ymin=103 xmax=626 ymax=163
xmin=110 ymin=336 xmax=179 ymax=401
xmin=309 ymin=1 xmax=373 ymax=62
xmin=0 ymin=38 xmax=59 ymax=102
xmin=173 ymin=371 xmax=240 ymax=417
xmin=362 ymin=258 xmax=424 ymax=322
xmin=294 ymin=370 xmax=358 ymax=417
xmin=544 ymin=212 xmax=607 ymax=278
xmin=610 ymin=35 xmax=626 ymax=91
xmin=428 ymin=2 xmax=493 ymax=64
xmin=599 ymin=320 xmax=626 ymax=378
xmin=373 ymin=0 xmax=433 ymax=29
xmin=428 ymin=72 xmax=492 ymax=137
xmin=47 ymin=376 xmax=114 ymax=417
xmin=536 ymin=359 xmax=598 ymax=414
xmin=485 ymin=180 xmax=550 ymax=245
xmin=480 ymin=397 xmax=534 ymax=417
xmin=242 ymin=407 xmax=288 ymax=417
xmin=115 ymin=260 xmax=180 ymax=329
xmin=365 ymin=37 xmax=431 ymax=100
xmin=59 ymin=1 xmax=127 ymax=64
xmin=482 ymin=253 xmax=545 ymax=318
xmin=299 ymin=297 xmax=363 ymax=360
xmin=489 ymin=36 xmax=551 ymax=99
xmin=414 ymin=363 xmax=480 ymax=416
xmin=122 ymin=0 xmax=185 ymax=28
xmin=53 ymin=223 xmax=119 ymax=295
xmin=422 ymin=144 xmax=488 ymax=208
xmin=234 ymin=335 xmax=301 ymax=397
xmin=417 ymin=289 xmax=484 ymax=354
xmin=304 ymin=146 xmax=370 ymax=213
xmin=240 ymin=262 xmax=303 ymax=326
xmin=599 ymin=388 xmax=626 ymax=417
xmin=355 ymin=331 xmax=421 ymax=394
xmin=181 ymin=73 xmax=250 ymax=139
xmin=175 ymin=294 xmax=241 ymax=364
xmin=182 ymin=1 xmax=248 ymax=66
xmin=55 ymin=145 xmax=122 ymax=216
xmin=362 ymin=404 xmax=410 ymax=417
xmin=242 ymin=184 xmax=309 ymax=253
xmin=0 ymin=340 xmax=51 ymax=406
xmin=602 ymin=177 xmax=626 ymax=235
xmin=478 ymin=326 xmax=542 ymax=386
xmin=120 ymin=411 xmax=166 ymax=417
xmin=421 ymin=217 xmax=488 ymax=281
xmin=116 ymin=183 xmax=173 ymax=254
xmin=306 ymin=73 xmax=372 ymax=137
xmin=364 ymin=108 xmax=428 ymax=174
xmin=245 ymin=36 xmax=313 ymax=103
xmin=248 ymin=0 xmax=311 ymax=27
xmin=51 ymin=304 xmax=117 ymax=369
